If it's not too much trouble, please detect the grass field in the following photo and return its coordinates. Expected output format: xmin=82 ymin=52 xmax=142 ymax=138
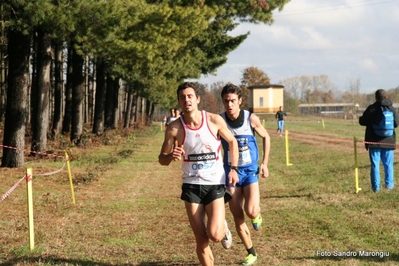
xmin=1 ymin=116 xmax=399 ymax=266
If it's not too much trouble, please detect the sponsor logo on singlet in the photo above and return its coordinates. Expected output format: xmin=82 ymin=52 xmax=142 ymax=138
xmin=187 ymin=152 xmax=216 ymax=162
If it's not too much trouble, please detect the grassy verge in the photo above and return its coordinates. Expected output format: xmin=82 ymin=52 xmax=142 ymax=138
xmin=1 ymin=118 xmax=399 ymax=265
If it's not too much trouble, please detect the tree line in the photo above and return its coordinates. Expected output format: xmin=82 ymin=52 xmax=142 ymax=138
xmin=280 ymin=75 xmax=399 ymax=114
xmin=0 ymin=0 xmax=290 ymax=167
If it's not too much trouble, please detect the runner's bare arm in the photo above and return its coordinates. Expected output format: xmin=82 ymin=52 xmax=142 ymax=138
xmin=158 ymin=122 xmax=184 ymax=165
xmin=210 ymin=113 xmax=239 ymax=185
xmin=251 ymin=114 xmax=270 ymax=178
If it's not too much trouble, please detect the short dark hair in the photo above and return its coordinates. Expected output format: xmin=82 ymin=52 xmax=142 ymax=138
xmin=375 ymin=89 xmax=387 ymax=101
xmin=177 ymin=82 xmax=200 ymax=99
xmin=221 ymin=83 xmax=242 ymax=99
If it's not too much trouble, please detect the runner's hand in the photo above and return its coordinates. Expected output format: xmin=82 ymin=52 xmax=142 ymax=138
xmin=173 ymin=145 xmax=184 ymax=160
xmin=228 ymin=170 xmax=239 ymax=186
xmin=260 ymin=163 xmax=269 ymax=178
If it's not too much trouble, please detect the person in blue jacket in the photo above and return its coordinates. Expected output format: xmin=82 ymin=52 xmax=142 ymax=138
xmin=359 ymin=89 xmax=399 ymax=192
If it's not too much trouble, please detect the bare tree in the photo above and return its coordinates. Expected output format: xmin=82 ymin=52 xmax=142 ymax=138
xmin=348 ymin=77 xmax=361 ymax=104
xmin=279 ymin=77 xmax=301 ymax=100
xmin=299 ymin=76 xmax=312 ymax=103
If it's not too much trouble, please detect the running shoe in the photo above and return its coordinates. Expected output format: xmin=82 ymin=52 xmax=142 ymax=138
xmin=252 ymin=213 xmax=262 ymax=230
xmin=243 ymin=254 xmax=258 ymax=265
xmin=221 ymin=221 xmax=232 ymax=249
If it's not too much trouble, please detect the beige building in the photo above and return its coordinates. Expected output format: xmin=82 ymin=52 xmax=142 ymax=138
xmin=247 ymin=84 xmax=284 ymax=113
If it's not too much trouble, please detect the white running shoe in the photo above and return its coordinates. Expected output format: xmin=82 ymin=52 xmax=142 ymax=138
xmin=221 ymin=220 xmax=232 ymax=249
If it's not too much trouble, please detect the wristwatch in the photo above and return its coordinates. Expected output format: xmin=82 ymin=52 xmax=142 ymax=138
xmin=230 ymin=166 xmax=239 ymax=172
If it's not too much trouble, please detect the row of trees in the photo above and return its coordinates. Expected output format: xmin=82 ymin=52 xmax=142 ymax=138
xmin=1 ymin=0 xmax=290 ymax=167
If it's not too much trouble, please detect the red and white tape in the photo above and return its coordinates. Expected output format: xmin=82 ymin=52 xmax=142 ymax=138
xmin=0 ymin=144 xmax=68 ymax=203
xmin=363 ymin=141 xmax=398 ymax=147
xmin=0 ymin=176 xmax=25 ymax=203
xmin=0 ymin=144 xmax=65 ymax=159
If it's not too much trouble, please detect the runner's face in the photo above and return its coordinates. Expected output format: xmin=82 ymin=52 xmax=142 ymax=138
xmin=178 ymin=88 xmax=199 ymax=113
xmin=222 ymin=93 xmax=241 ymax=118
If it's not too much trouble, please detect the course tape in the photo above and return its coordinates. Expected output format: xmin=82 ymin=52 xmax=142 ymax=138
xmin=363 ymin=141 xmax=398 ymax=147
xmin=0 ymin=176 xmax=25 ymax=203
xmin=288 ymin=131 xmax=399 ymax=147
xmin=34 ymin=161 xmax=67 ymax=176
xmin=0 ymin=144 xmax=65 ymax=159
xmin=0 ymin=160 xmax=67 ymax=204
xmin=0 ymin=144 xmax=69 ymax=203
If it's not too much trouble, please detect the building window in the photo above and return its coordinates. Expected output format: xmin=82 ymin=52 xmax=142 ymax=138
xmin=259 ymin=97 xmax=264 ymax=107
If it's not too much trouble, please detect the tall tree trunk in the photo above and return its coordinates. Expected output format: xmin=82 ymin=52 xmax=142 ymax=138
xmin=88 ymin=59 xmax=95 ymax=125
xmin=84 ymin=55 xmax=89 ymax=123
xmin=120 ymin=89 xmax=126 ymax=124
xmin=92 ymin=59 xmax=105 ymax=134
xmin=1 ymin=30 xmax=30 ymax=167
xmin=135 ymin=95 xmax=142 ymax=125
xmin=104 ymin=74 xmax=114 ymax=129
xmin=140 ymin=97 xmax=146 ymax=125
xmin=124 ymin=86 xmax=133 ymax=129
xmin=129 ymin=93 xmax=137 ymax=126
xmin=145 ymin=99 xmax=153 ymax=126
xmin=31 ymin=29 xmax=52 ymax=153
xmin=30 ymin=31 xmax=38 ymax=137
xmin=71 ymin=47 xmax=84 ymax=144
xmin=147 ymin=101 xmax=155 ymax=126
xmin=62 ymin=45 xmax=73 ymax=134
xmin=0 ymin=34 xmax=6 ymax=123
xmin=52 ymin=41 xmax=63 ymax=136
xmin=112 ymin=78 xmax=119 ymax=129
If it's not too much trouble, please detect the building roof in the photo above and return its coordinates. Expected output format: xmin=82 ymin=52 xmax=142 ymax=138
xmin=247 ymin=84 xmax=284 ymax=89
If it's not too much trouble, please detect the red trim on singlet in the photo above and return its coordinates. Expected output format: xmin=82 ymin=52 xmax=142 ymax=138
xmin=180 ymin=110 xmax=221 ymax=162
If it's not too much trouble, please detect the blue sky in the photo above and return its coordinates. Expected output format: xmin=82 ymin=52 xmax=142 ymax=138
xmin=197 ymin=0 xmax=399 ymax=94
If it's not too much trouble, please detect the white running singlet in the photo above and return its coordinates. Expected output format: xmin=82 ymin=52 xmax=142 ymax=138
xmin=180 ymin=111 xmax=225 ymax=185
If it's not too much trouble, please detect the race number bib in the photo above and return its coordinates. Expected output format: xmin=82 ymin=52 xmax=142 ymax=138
xmin=187 ymin=152 xmax=217 ymax=178
xmin=228 ymin=144 xmax=252 ymax=166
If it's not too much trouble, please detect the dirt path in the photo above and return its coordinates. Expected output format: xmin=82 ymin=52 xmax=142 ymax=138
xmin=287 ymin=131 xmax=366 ymax=153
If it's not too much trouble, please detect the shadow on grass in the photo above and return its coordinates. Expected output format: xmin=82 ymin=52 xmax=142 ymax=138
xmin=0 ymin=256 xmax=198 ymax=266
xmin=289 ymin=252 xmax=399 ymax=263
xmin=264 ymin=193 xmax=312 ymax=199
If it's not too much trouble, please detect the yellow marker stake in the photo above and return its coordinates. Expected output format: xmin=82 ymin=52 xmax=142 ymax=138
xmin=65 ymin=151 xmax=76 ymax=204
xmin=285 ymin=130 xmax=293 ymax=166
xmin=322 ymin=119 xmax=325 ymax=128
xmin=353 ymin=137 xmax=362 ymax=193
xmin=26 ymin=168 xmax=35 ymax=250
